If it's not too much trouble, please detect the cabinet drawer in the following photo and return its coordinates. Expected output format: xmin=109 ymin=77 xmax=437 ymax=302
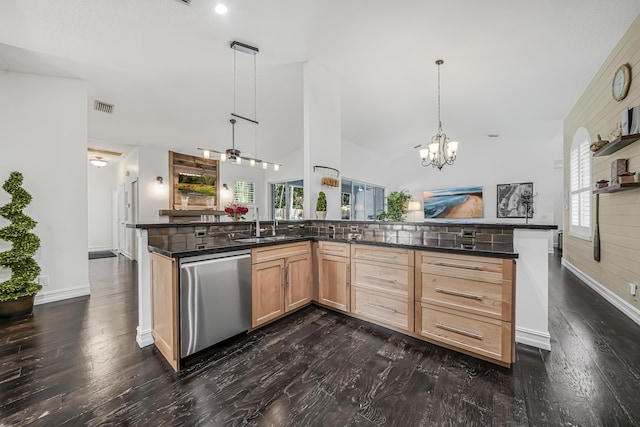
xmin=418 ymin=304 xmax=511 ymax=363
xmin=417 ymin=251 xmax=504 ymax=284
xmin=420 ymin=274 xmax=511 ymax=321
xmin=253 ymin=242 xmax=310 ymax=264
xmin=351 ymin=287 xmax=411 ymax=331
xmin=352 ymin=259 xmax=410 ymax=298
xmin=352 ymin=245 xmax=412 ymax=266
xmin=318 ymin=241 xmax=350 ymax=257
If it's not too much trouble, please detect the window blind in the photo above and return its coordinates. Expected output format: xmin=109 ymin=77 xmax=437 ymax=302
xmin=570 ymin=138 xmax=591 ymax=236
xmin=234 ymin=181 xmax=255 ymax=204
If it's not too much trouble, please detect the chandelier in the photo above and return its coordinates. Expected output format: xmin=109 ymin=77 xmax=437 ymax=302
xmin=199 ymin=41 xmax=281 ymax=171
xmin=419 ymin=59 xmax=459 ymax=170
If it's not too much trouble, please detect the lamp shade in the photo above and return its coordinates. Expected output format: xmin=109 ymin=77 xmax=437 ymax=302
xmin=408 ymin=201 xmax=422 ymax=211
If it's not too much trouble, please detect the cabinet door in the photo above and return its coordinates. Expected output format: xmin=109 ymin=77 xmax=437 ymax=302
xmin=317 ymin=254 xmax=350 ymax=312
xmin=285 ymin=253 xmax=312 ymax=312
xmin=252 ymin=259 xmax=285 ymax=327
xmin=150 ymin=252 xmax=179 ymax=371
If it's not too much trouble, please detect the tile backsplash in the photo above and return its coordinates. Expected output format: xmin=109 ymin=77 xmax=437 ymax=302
xmin=147 ymin=220 xmax=514 ymax=246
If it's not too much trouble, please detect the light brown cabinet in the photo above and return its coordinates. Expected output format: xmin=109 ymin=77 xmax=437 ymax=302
xmin=316 ymin=241 xmax=351 ymax=312
xmin=150 ymin=252 xmax=180 ymax=371
xmin=415 ymin=251 xmax=515 ymax=366
xmin=251 ymin=242 xmax=312 ymax=327
xmin=350 ymin=244 xmax=414 ymax=332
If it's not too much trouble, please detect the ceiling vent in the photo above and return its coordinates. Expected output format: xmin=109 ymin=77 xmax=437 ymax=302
xmin=93 ymin=100 xmax=114 ymax=114
xmin=176 ymin=0 xmax=191 ymax=4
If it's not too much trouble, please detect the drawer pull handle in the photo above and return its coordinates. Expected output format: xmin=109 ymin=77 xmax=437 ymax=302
xmin=325 ymin=248 xmax=344 ymax=253
xmin=362 ymin=254 xmax=398 ymax=261
xmin=363 ymin=302 xmax=397 ymax=314
xmin=434 ymin=261 xmax=484 ymax=271
xmin=435 ymin=288 xmax=483 ymax=301
xmin=435 ymin=322 xmax=483 ymax=340
xmin=361 ymin=273 xmax=398 ymax=283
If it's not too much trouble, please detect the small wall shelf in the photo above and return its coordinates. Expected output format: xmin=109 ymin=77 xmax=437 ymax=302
xmin=592 ymin=134 xmax=640 ymax=157
xmin=592 ymin=182 xmax=640 ymax=194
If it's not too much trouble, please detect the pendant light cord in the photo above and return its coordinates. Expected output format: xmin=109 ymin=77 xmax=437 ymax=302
xmin=437 ymin=60 xmax=442 ymax=134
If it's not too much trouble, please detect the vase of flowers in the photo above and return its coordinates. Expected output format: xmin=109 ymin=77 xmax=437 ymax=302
xmin=225 ymin=202 xmax=249 ymax=221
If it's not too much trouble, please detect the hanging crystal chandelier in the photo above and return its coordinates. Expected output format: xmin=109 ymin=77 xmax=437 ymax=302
xmin=419 ymin=59 xmax=459 ymax=170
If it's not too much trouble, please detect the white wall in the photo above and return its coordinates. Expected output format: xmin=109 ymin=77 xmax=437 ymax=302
xmin=88 ymin=163 xmax=117 ymax=250
xmin=341 ymin=137 xmax=399 ymax=189
xmin=394 ymin=135 xmax=562 ymax=225
xmin=137 ymin=147 xmax=169 ymax=224
xmin=303 ymin=61 xmax=342 ymax=219
xmin=0 ymin=70 xmax=89 ymax=304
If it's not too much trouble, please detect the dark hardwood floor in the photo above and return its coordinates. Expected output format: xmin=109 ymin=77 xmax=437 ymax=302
xmin=1 ymin=253 xmax=639 ymax=426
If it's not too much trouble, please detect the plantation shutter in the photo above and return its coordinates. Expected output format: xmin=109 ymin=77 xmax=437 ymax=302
xmin=570 ymin=137 xmax=591 ymax=237
xmin=234 ymin=181 xmax=255 ymax=204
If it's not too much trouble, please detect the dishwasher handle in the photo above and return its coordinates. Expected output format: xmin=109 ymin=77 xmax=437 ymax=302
xmin=180 ymin=253 xmax=250 ymax=268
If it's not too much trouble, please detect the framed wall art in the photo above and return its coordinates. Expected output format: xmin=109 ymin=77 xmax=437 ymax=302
xmin=423 ymin=186 xmax=484 ymax=219
xmin=497 ymin=182 xmax=534 ymax=218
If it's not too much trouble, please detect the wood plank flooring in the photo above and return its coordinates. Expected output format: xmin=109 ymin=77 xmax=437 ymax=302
xmin=1 ymin=253 xmax=639 ymax=426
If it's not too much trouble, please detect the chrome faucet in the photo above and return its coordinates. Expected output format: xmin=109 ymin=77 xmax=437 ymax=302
xmin=272 ymin=217 xmax=279 ymax=236
xmin=254 ymin=207 xmax=260 ymax=237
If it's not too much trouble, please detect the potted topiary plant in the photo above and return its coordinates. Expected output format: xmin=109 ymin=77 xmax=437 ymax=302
xmin=377 ymin=189 xmax=411 ymax=222
xmin=0 ymin=171 xmax=42 ymax=318
xmin=316 ymin=191 xmax=327 ymax=220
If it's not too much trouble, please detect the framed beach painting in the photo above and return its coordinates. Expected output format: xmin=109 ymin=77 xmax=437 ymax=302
xmin=496 ymin=182 xmax=533 ymax=218
xmin=423 ymin=186 xmax=484 ymax=219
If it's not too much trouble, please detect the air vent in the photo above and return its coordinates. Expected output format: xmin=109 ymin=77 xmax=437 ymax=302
xmin=488 ymin=134 xmax=500 ymax=138
xmin=94 ymin=100 xmax=114 ymax=114
xmin=177 ymin=0 xmax=191 ymax=4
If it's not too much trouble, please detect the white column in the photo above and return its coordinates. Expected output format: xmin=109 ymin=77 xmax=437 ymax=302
xmin=303 ymin=61 xmax=341 ymax=219
xmin=513 ymin=229 xmax=551 ymax=350
xmin=135 ymin=228 xmax=154 ymax=347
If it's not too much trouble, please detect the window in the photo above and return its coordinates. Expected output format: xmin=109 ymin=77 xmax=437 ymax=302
xmin=341 ymin=179 xmax=385 ymax=221
xmin=234 ymin=181 xmax=255 ymax=205
xmin=570 ymin=128 xmax=591 ymax=238
xmin=272 ymin=180 xmax=304 ymax=220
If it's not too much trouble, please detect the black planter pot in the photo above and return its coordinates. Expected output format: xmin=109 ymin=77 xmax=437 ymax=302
xmin=0 ymin=294 xmax=36 ymax=318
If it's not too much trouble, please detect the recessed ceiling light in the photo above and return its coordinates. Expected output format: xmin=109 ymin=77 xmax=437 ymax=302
xmin=214 ymin=3 xmax=228 ymax=14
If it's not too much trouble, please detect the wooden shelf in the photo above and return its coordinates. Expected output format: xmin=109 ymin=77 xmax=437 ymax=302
xmin=592 ymin=182 xmax=640 ymax=194
xmin=592 ymin=134 xmax=640 ymax=157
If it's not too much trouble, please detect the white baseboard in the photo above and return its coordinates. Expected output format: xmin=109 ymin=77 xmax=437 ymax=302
xmin=35 ymin=284 xmax=91 ymax=305
xmin=136 ymin=326 xmax=154 ymax=348
xmin=516 ymin=326 xmax=551 ymax=350
xmin=562 ymin=258 xmax=640 ymax=326
xmin=89 ymin=245 xmax=115 ymax=251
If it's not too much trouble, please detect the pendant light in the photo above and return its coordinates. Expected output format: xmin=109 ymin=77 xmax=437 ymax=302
xmin=419 ymin=59 xmax=459 ymax=170
xmin=198 ymin=41 xmax=281 ymax=171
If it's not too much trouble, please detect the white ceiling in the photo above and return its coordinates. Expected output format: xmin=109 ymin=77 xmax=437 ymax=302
xmin=1 ymin=0 xmax=639 ymax=163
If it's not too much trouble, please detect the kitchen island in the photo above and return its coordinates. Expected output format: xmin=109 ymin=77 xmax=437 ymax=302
xmin=130 ymin=220 xmax=556 ymax=369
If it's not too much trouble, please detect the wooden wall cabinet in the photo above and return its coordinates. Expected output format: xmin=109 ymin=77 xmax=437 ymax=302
xmin=251 ymin=242 xmax=312 ymax=327
xmin=150 ymin=252 xmax=180 ymax=371
xmin=316 ymin=241 xmax=351 ymax=312
xmin=415 ymin=251 xmax=516 ymax=366
xmin=350 ymin=245 xmax=414 ymax=332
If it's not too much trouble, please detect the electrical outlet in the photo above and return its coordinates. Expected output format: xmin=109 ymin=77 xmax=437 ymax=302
xmin=195 ymin=230 xmax=207 ymax=238
xmin=629 ymin=283 xmax=637 ymax=296
xmin=38 ymin=275 xmax=49 ymax=286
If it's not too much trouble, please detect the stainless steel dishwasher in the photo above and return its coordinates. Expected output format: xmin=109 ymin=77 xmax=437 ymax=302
xmin=179 ymin=250 xmax=252 ymax=358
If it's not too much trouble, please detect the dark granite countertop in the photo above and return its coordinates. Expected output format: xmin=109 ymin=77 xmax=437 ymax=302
xmin=131 ymin=220 xmax=557 ymax=230
xmin=149 ymin=235 xmax=518 ymax=259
